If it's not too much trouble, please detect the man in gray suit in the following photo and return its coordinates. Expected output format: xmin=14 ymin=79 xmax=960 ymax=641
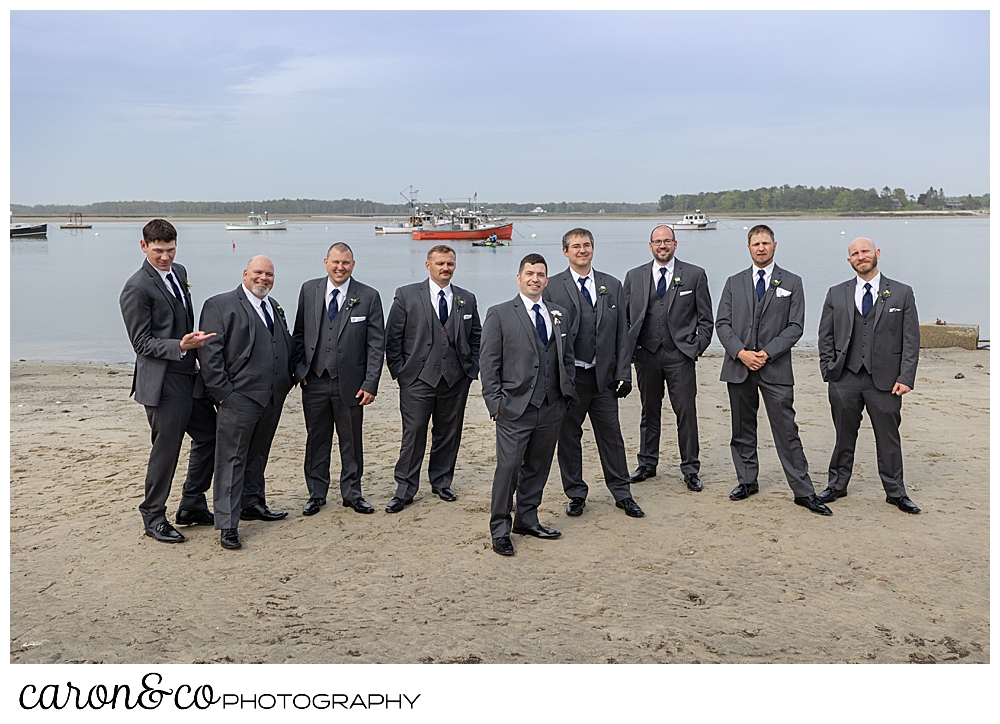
xmin=481 ymin=253 xmax=578 ymax=556
xmin=816 ymin=237 xmax=921 ymax=514
xmin=715 ymin=225 xmax=831 ymax=516
xmin=291 ymin=242 xmax=385 ymax=516
xmin=120 ymin=218 xmax=217 ymax=544
xmin=543 ymin=228 xmax=644 ymax=519
xmin=623 ymin=224 xmax=714 ymax=491
xmin=199 ymin=255 xmax=294 ymax=549
xmin=384 ymin=244 xmax=481 ymax=513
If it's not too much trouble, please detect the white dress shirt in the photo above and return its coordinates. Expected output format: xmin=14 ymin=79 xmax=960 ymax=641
xmin=429 ymin=279 xmax=453 ymax=317
xmin=520 ymin=293 xmax=553 ymax=340
xmin=855 ymin=272 xmax=881 ymax=315
xmin=571 ymin=269 xmax=596 ymax=308
xmin=326 ymin=277 xmax=349 ymax=313
xmin=750 ymin=261 xmax=775 ymax=292
xmin=156 ymin=266 xmax=186 ymax=310
xmin=245 ymin=286 xmax=274 ymax=328
xmin=651 ymin=258 xmax=676 ymax=295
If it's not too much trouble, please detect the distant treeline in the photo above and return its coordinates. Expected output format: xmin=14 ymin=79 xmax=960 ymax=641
xmin=658 ymin=186 xmax=990 ymax=213
xmin=9 ymin=198 xmax=407 ymax=217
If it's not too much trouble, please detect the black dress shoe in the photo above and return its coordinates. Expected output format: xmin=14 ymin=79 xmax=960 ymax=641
xmin=240 ymin=503 xmax=288 ymax=522
xmin=385 ymin=497 xmax=413 ymax=514
xmin=511 ymin=524 xmax=562 ymax=539
xmin=685 ymin=473 xmax=703 ymax=492
xmin=343 ymin=497 xmax=375 ymax=514
xmin=492 ymin=536 xmax=515 ymax=556
xmin=616 ymin=498 xmax=645 ymax=518
xmin=145 ymin=521 xmax=185 ymax=543
xmin=566 ymin=497 xmax=586 ymax=517
xmin=175 ymin=508 xmax=214 ymax=526
xmin=729 ymin=482 xmax=760 ymax=501
xmin=794 ymin=494 xmax=834 ymax=516
xmin=220 ymin=528 xmax=242 ymax=549
xmin=302 ymin=498 xmax=326 ymax=516
xmin=627 ymin=466 xmax=656 ymax=484
xmin=816 ymin=487 xmax=847 ymax=505
xmin=886 ymin=495 xmax=921 ymax=514
xmin=433 ymin=487 xmax=458 ymax=502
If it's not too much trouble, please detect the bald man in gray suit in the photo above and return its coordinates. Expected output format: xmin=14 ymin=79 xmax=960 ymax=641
xmin=481 ymin=253 xmax=578 ymax=556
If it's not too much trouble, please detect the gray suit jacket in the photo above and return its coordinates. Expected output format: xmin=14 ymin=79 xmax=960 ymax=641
xmin=623 ymin=259 xmax=714 ymax=360
xmin=817 ymin=275 xmax=919 ymax=391
xmin=543 ymin=268 xmax=631 ymax=392
xmin=716 ymin=265 xmax=804 ymax=385
xmin=120 ymin=259 xmax=196 ymax=407
xmin=480 ymin=297 xmax=578 ymax=421
xmin=197 ymin=285 xmax=294 ymax=405
xmin=291 ymin=276 xmax=385 ymax=405
xmin=384 ymin=280 xmax=482 ymax=386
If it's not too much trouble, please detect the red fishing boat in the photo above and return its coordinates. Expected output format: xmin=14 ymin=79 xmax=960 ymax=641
xmin=411 ymin=199 xmax=513 ymax=241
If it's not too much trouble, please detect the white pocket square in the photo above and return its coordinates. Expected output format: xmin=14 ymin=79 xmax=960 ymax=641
xmin=463 ymin=314 xmax=473 ymax=320
xmin=775 ymin=288 xmax=792 ymax=298
xmin=350 ymin=316 xmax=366 ymax=322
xmin=889 ymin=307 xmax=901 ymax=312
xmin=679 ymin=290 xmax=693 ymax=296
xmin=561 ymin=333 xmax=567 ymax=337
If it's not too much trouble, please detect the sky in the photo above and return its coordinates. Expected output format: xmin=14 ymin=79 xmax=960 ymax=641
xmin=9 ymin=10 xmax=990 ymax=205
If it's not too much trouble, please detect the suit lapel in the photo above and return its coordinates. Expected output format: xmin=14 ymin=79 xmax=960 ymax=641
xmin=634 ymin=262 xmax=653 ymax=322
xmin=760 ymin=265 xmax=781 ymax=317
xmin=513 ymin=296 xmax=541 ymax=365
xmin=144 ymin=260 xmax=181 ymax=311
xmin=871 ymin=275 xmax=890 ymax=328
xmin=176 ymin=268 xmax=194 ymax=329
xmin=425 ymin=280 xmax=440 ymax=339
xmin=236 ymin=285 xmax=258 ymax=349
xmin=665 ymin=261 xmax=681 ymax=313
xmin=337 ymin=278 xmax=356 ymax=339
xmin=314 ymin=278 xmax=327 ymax=335
xmin=445 ymin=284 xmax=463 ymax=341
xmin=594 ymin=271 xmax=605 ymax=327
xmin=743 ymin=268 xmax=756 ymax=313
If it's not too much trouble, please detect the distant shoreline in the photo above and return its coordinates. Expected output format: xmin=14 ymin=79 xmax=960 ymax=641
xmin=9 ymin=210 xmax=990 ymax=223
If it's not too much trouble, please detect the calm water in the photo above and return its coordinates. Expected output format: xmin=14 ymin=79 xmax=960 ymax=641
xmin=10 ymin=217 xmax=989 ymax=362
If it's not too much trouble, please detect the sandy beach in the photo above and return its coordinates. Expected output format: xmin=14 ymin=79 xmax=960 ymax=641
xmin=9 ymin=348 xmax=989 ymax=665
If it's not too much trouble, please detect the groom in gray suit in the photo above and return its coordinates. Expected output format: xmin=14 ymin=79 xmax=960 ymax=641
xmin=384 ymin=244 xmax=481 ymax=513
xmin=715 ymin=225 xmax=831 ymax=516
xmin=120 ymin=218 xmax=217 ymax=544
xmin=481 ymin=253 xmax=578 ymax=556
xmin=543 ymin=228 xmax=644 ymax=519
xmin=198 ymin=255 xmax=295 ymax=549
xmin=816 ymin=237 xmax=921 ymax=514
xmin=623 ymin=224 xmax=714 ymax=491
xmin=291 ymin=242 xmax=385 ymax=516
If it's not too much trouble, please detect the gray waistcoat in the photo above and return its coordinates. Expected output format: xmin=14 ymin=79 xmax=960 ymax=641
xmin=418 ymin=315 xmax=464 ymax=388
xmin=310 ymin=312 xmax=341 ymax=379
xmin=637 ymin=274 xmax=676 ymax=353
xmin=529 ymin=329 xmax=562 ymax=408
xmin=574 ymin=288 xmax=597 ymax=366
xmin=844 ymin=306 xmax=874 ymax=375
xmin=242 ymin=311 xmax=292 ymax=406
xmin=165 ymin=297 xmax=196 ymax=375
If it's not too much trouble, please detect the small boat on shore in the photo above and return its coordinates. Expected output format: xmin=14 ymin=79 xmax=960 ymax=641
xmin=225 ymin=211 xmax=287 ymax=231
xmin=10 ymin=223 xmax=47 ymax=238
xmin=60 ymin=212 xmax=92 ymax=229
xmin=667 ymin=210 xmax=717 ymax=231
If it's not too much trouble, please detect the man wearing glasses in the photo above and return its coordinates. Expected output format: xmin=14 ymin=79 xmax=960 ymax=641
xmin=623 ymin=225 xmax=714 ymax=492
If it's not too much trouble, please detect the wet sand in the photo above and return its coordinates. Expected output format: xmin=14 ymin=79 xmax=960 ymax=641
xmin=9 ymin=348 xmax=989 ymax=664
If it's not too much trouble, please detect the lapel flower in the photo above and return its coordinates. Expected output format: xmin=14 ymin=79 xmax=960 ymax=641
xmin=550 ymin=309 xmax=563 ymax=326
xmin=454 ymin=295 xmax=466 ymax=308
xmin=672 ymin=276 xmax=683 ymax=288
xmin=597 ymin=285 xmax=608 ymax=297
xmin=770 ymin=278 xmax=782 ymax=288
xmin=273 ymin=302 xmax=288 ymax=327
xmin=877 ymin=288 xmax=890 ymax=301
xmin=346 ymin=296 xmax=361 ymax=310
xmin=183 ymin=279 xmax=192 ymax=289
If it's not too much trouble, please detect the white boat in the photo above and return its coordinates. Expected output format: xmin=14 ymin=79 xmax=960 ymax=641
xmin=375 ymin=185 xmax=445 ymax=235
xmin=667 ymin=209 xmax=717 ymax=231
xmin=225 ymin=211 xmax=287 ymax=231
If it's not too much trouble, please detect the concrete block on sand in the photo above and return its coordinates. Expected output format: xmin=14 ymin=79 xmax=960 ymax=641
xmin=919 ymin=323 xmax=979 ymax=350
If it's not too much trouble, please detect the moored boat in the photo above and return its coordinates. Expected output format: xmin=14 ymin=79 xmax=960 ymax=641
xmin=225 ymin=211 xmax=287 ymax=231
xmin=10 ymin=223 xmax=47 ymax=238
xmin=60 ymin=212 xmax=92 ymax=229
xmin=412 ymin=202 xmax=513 ymax=241
xmin=667 ymin=210 xmax=717 ymax=231
xmin=375 ymin=185 xmax=445 ymax=234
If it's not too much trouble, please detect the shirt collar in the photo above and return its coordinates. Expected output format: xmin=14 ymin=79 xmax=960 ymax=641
xmin=571 ymin=268 xmax=594 ymax=284
xmin=653 ymin=258 xmax=675 ymax=277
xmin=244 ymin=284 xmax=271 ymax=307
xmin=857 ymin=272 xmax=881 ymax=290
xmin=520 ymin=293 xmax=545 ymax=311
xmin=327 ymin=277 xmax=350 ymax=295
xmin=752 ymin=261 xmax=775 ymax=278
xmin=430 ymin=279 xmax=452 ymax=294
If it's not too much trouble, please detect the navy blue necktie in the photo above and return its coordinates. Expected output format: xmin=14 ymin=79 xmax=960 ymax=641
xmin=756 ymin=269 xmax=766 ymax=301
xmin=261 ymin=300 xmax=274 ymax=334
xmin=579 ymin=277 xmax=594 ymax=306
xmin=532 ymin=303 xmax=548 ymax=345
xmin=862 ymin=282 xmax=873 ymax=318
xmin=328 ymin=289 xmax=339 ymax=322
xmin=438 ymin=290 xmax=448 ymax=325
xmin=656 ymin=268 xmax=667 ymax=299
xmin=165 ymin=272 xmax=184 ymax=306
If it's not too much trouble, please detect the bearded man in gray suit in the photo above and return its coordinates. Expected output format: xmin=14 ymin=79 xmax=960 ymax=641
xmin=816 ymin=237 xmax=921 ymax=514
xmin=120 ymin=218 xmax=217 ymax=544
xmin=198 ymin=255 xmax=294 ymax=550
xmin=291 ymin=242 xmax=385 ymax=517
xmin=384 ymin=244 xmax=481 ymax=513
xmin=543 ymin=228 xmax=644 ymax=519
xmin=623 ymin=224 xmax=714 ymax=491
xmin=715 ymin=225 xmax=831 ymax=516
xmin=481 ymin=253 xmax=578 ymax=556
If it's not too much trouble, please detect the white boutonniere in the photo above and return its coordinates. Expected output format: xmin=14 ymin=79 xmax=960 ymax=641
xmin=550 ymin=310 xmax=563 ymax=326
xmin=672 ymin=276 xmax=683 ymax=288
xmin=877 ymin=288 xmax=890 ymax=301
xmin=346 ymin=296 xmax=361 ymax=310
xmin=770 ymin=278 xmax=782 ymax=288
xmin=454 ymin=295 xmax=466 ymax=308
xmin=273 ymin=302 xmax=288 ymax=326
xmin=183 ymin=279 xmax=192 ymax=289
xmin=598 ymin=285 xmax=608 ymax=297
